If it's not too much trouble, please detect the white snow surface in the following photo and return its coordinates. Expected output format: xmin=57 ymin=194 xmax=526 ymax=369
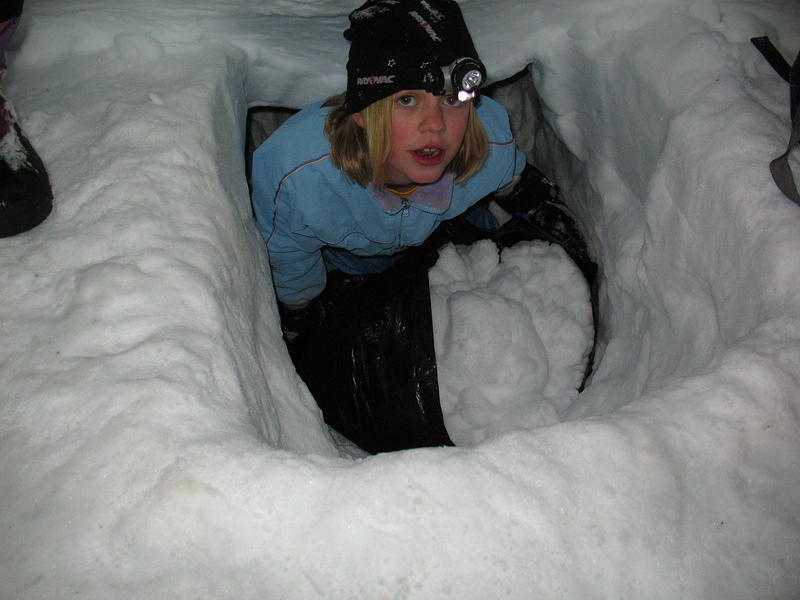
xmin=431 ymin=240 xmax=593 ymax=446
xmin=2 ymin=0 xmax=799 ymax=598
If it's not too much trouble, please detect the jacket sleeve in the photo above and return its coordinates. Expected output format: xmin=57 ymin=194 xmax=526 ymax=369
xmin=443 ymin=97 xmax=527 ymax=218
xmin=492 ymin=136 xmax=527 ymax=191
xmin=482 ymin=96 xmax=527 ymax=189
xmin=251 ymin=156 xmax=327 ymax=306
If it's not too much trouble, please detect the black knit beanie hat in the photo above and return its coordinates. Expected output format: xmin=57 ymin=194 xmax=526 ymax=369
xmin=343 ymin=0 xmax=486 ymax=114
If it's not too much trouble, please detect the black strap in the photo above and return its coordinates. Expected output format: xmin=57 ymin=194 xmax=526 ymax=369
xmin=751 ymin=36 xmax=792 ymax=83
xmin=751 ymin=37 xmax=800 ymax=204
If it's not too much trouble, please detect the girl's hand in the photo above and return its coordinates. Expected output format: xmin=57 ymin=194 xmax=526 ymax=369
xmin=279 ymin=299 xmax=325 ymax=341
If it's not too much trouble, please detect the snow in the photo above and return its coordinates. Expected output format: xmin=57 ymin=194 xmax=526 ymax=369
xmin=1 ymin=0 xmax=799 ymax=598
xmin=431 ymin=239 xmax=593 ymax=446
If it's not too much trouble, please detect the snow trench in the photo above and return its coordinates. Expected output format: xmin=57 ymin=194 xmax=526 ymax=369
xmin=1 ymin=3 xmax=799 ymax=599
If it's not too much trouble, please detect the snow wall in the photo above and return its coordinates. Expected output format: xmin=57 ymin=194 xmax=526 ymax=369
xmin=1 ymin=1 xmax=799 ymax=599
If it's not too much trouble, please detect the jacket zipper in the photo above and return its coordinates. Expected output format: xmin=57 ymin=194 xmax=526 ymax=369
xmin=397 ymin=198 xmax=410 ymax=246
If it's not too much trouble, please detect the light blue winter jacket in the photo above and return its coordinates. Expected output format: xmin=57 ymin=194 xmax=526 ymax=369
xmin=251 ymin=96 xmax=526 ymax=306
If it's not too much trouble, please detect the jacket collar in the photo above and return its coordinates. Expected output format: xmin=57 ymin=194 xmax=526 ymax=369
xmin=372 ymin=173 xmax=455 ymax=215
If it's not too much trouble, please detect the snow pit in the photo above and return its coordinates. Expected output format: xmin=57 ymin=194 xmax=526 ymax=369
xmin=1 ymin=1 xmax=799 ymax=599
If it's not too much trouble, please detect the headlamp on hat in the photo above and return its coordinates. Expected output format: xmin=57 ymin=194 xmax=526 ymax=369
xmin=427 ymin=56 xmax=486 ymax=101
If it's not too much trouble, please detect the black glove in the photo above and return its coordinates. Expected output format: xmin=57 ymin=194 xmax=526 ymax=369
xmin=278 ymin=298 xmax=325 ymax=341
xmin=492 ymin=163 xmax=558 ymax=216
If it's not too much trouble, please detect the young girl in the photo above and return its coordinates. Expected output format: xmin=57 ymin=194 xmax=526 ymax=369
xmin=251 ymin=0 xmax=526 ymax=338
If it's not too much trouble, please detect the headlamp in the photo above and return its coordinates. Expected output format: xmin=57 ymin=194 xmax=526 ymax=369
xmin=426 ymin=57 xmax=486 ymax=100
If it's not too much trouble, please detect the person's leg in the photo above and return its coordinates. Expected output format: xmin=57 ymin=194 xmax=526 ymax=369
xmin=1 ymin=10 xmax=22 ymax=139
xmin=0 ymin=0 xmax=24 ymax=67
xmin=1 ymin=0 xmax=54 ymax=238
xmin=0 ymin=0 xmax=24 ymax=23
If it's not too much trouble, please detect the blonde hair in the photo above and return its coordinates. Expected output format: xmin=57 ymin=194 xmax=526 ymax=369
xmin=323 ymin=93 xmax=488 ymax=188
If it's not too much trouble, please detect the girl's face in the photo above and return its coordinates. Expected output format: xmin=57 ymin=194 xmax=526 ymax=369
xmin=355 ymin=90 xmax=471 ymax=188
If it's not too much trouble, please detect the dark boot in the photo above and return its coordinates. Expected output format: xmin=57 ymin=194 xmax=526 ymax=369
xmin=0 ymin=93 xmax=53 ymax=237
xmin=1 ymin=1 xmax=51 ymax=238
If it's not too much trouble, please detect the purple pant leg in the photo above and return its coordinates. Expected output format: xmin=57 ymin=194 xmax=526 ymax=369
xmin=0 ymin=17 xmax=21 ymax=73
xmin=0 ymin=18 xmax=20 ymax=137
